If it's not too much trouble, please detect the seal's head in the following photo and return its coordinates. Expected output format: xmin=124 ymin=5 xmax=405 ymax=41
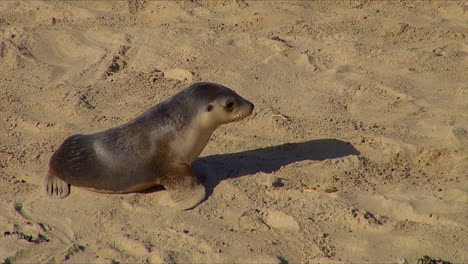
xmin=183 ymin=82 xmax=254 ymax=127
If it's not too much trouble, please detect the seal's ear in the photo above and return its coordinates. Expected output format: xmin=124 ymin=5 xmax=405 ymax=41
xmin=206 ymin=104 xmax=213 ymax=112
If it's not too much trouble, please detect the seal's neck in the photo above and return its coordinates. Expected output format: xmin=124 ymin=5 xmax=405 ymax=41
xmin=170 ymin=118 xmax=219 ymax=165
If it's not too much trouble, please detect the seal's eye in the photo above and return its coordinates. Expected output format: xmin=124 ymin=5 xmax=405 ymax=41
xmin=206 ymin=105 xmax=213 ymax=112
xmin=226 ymin=101 xmax=234 ymax=111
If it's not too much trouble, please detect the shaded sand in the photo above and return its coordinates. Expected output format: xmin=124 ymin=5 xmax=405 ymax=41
xmin=0 ymin=1 xmax=467 ymax=263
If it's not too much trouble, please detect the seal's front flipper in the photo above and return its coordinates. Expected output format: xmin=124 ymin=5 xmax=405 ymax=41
xmin=161 ymin=164 xmax=206 ymax=210
xmin=165 ymin=184 xmax=206 ymax=211
xmin=45 ymin=174 xmax=71 ymax=198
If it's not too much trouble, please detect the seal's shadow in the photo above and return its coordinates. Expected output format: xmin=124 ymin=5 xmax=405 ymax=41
xmin=192 ymin=139 xmax=360 ymax=196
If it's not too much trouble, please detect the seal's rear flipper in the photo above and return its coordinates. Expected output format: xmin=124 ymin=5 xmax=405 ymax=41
xmin=161 ymin=164 xmax=206 ymax=210
xmin=45 ymin=174 xmax=71 ymax=198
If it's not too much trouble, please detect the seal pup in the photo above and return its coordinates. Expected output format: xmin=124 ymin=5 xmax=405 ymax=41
xmin=46 ymin=82 xmax=254 ymax=210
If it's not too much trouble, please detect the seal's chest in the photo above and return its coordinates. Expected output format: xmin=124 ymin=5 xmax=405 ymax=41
xmin=170 ymin=127 xmax=214 ymax=164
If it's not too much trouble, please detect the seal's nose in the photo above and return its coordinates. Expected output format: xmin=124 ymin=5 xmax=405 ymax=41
xmin=249 ymin=102 xmax=254 ymax=113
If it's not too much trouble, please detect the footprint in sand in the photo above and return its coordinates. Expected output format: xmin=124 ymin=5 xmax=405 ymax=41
xmin=121 ymin=199 xmax=154 ymax=214
xmin=16 ymin=201 xmax=75 ymax=243
xmin=257 ymin=37 xmax=289 ymax=53
xmin=110 ymin=235 xmax=149 ymax=259
xmin=242 ymin=255 xmax=285 ymax=264
xmin=258 ymin=40 xmax=322 ymax=74
xmin=0 ymin=200 xmax=77 ymax=262
xmin=262 ymin=209 xmax=300 ymax=231
xmin=163 ymin=68 xmax=194 ymax=82
xmin=449 ymin=126 xmax=468 ymax=148
xmin=147 ymin=252 xmax=165 ymax=264
xmin=25 ymin=29 xmax=131 ymax=85
xmin=227 ymin=209 xmax=269 ymax=231
xmin=295 ymin=52 xmax=320 ymax=72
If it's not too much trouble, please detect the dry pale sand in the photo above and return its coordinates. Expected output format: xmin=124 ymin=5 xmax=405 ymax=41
xmin=0 ymin=1 xmax=467 ymax=263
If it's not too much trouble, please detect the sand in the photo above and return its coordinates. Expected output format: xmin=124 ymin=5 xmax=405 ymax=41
xmin=0 ymin=1 xmax=467 ymax=263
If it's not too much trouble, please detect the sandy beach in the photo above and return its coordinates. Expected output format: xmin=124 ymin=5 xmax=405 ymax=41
xmin=0 ymin=1 xmax=467 ymax=263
